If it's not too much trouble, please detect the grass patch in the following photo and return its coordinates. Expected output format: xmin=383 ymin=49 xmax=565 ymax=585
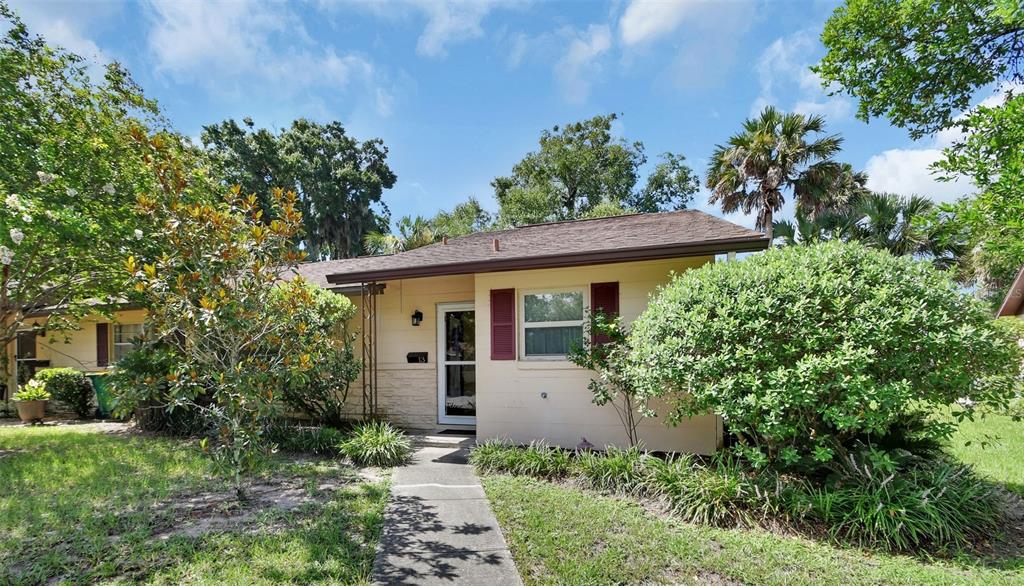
xmin=484 ymin=474 xmax=1024 ymax=586
xmin=948 ymin=412 xmax=1024 ymax=497
xmin=0 ymin=424 xmax=387 ymax=585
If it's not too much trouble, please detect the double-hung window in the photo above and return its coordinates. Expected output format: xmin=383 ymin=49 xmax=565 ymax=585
xmin=113 ymin=324 xmax=143 ymax=363
xmin=520 ymin=288 xmax=586 ymax=359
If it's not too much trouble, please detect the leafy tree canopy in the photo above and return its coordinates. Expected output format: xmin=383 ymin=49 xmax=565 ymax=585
xmin=202 ymin=117 xmax=397 ymax=260
xmin=0 ymin=4 xmax=204 ymax=352
xmin=816 ymin=0 xmax=1024 ymax=139
xmin=936 ymin=95 xmax=1024 ymax=301
xmin=493 ymin=114 xmax=699 ymax=226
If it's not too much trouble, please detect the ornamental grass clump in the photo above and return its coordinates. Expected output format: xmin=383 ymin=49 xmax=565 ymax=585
xmin=809 ymin=457 xmax=1002 ymax=552
xmin=470 ymin=440 xmax=570 ymax=478
xmin=339 ymin=420 xmax=412 ymax=467
xmin=574 ymin=444 xmax=650 ymax=493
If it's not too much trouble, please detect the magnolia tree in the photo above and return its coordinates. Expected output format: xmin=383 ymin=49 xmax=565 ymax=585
xmin=117 ymin=134 xmax=335 ymax=495
xmin=0 ymin=6 xmax=197 ymax=399
xmin=627 ymin=242 xmax=1022 ymax=472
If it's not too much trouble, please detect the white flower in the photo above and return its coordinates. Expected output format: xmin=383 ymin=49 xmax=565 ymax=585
xmin=9 ymin=228 xmax=23 ymax=245
xmin=66 ymin=188 xmax=78 ymax=197
xmin=44 ymin=210 xmax=56 ymax=220
xmin=36 ymin=171 xmax=56 ymax=185
xmin=21 ymin=214 xmax=32 ymax=223
xmin=134 ymin=229 xmax=144 ymax=240
xmin=0 ymin=246 xmax=13 ymax=265
xmin=5 ymin=194 xmax=21 ymax=210
xmin=102 ymin=183 xmax=115 ymax=195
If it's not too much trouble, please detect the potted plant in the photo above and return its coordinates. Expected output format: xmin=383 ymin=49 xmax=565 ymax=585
xmin=13 ymin=379 xmax=50 ymax=423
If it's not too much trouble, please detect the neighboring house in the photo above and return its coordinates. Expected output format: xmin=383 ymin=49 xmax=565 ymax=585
xmin=2 ymin=308 xmax=146 ymax=400
xmin=298 ymin=210 xmax=767 ymax=453
xmin=996 ymin=266 xmax=1024 ymax=319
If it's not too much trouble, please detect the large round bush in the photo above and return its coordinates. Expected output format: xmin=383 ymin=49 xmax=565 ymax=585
xmin=627 ymin=242 xmax=1021 ymax=469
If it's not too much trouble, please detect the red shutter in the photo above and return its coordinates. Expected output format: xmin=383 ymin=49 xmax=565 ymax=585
xmin=96 ymin=323 xmax=109 ymax=367
xmin=490 ymin=288 xmax=516 ymax=360
xmin=590 ymin=282 xmax=619 ymax=346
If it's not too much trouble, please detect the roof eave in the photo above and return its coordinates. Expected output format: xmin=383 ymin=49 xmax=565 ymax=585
xmin=325 ymin=236 xmax=769 ymax=284
xmin=996 ymin=266 xmax=1024 ymax=317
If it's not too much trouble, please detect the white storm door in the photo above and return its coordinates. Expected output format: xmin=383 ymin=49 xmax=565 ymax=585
xmin=436 ymin=302 xmax=476 ymax=425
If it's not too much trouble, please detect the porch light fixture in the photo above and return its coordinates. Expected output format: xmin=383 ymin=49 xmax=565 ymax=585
xmin=411 ymin=310 xmax=423 ymax=326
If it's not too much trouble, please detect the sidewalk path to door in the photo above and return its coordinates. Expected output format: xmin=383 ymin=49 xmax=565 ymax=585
xmin=372 ymin=445 xmax=524 ymax=585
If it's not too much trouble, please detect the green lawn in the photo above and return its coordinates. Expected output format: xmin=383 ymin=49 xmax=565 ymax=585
xmin=0 ymin=424 xmax=387 ymax=585
xmin=948 ymin=411 xmax=1024 ymax=497
xmin=482 ymin=415 xmax=1024 ymax=586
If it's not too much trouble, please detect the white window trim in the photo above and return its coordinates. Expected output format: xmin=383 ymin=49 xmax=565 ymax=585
xmin=519 ymin=286 xmax=588 ymax=361
xmin=112 ymin=323 xmax=143 ymax=363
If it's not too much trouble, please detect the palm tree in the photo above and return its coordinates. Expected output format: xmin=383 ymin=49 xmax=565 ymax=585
xmin=774 ymin=192 xmax=967 ymax=270
xmin=706 ymin=106 xmax=844 ymax=241
xmin=772 ymin=209 xmax=859 ymax=246
xmin=363 ymin=216 xmax=436 ymax=255
xmin=851 ymin=192 xmax=964 ymax=265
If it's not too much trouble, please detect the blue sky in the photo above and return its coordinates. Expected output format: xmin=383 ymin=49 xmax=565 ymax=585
xmin=11 ymin=0 xmax=974 ymax=229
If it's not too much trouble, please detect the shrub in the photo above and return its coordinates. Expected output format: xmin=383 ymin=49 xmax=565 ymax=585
xmin=628 ymin=242 xmax=1023 ymax=471
xmin=809 ymin=458 xmax=1002 ymax=552
xmin=339 ymin=420 xmax=412 ymax=467
xmin=470 ymin=440 xmax=570 ymax=478
xmin=13 ymin=379 xmax=50 ymax=401
xmin=277 ymin=281 xmax=361 ymax=427
xmin=641 ymin=453 xmax=804 ymax=527
xmin=34 ymin=368 xmax=92 ymax=418
xmin=575 ymin=444 xmax=649 ymax=492
xmin=111 ymin=344 xmax=210 ymax=435
xmin=266 ymin=421 xmax=345 ymax=456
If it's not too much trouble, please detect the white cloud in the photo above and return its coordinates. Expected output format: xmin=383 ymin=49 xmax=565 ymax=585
xmin=864 ymin=148 xmax=973 ymax=203
xmin=751 ymin=31 xmax=850 ymax=119
xmin=554 ymin=24 xmax=612 ymax=104
xmin=619 ymin=0 xmax=691 ymax=46
xmin=144 ymin=0 xmax=393 ymax=114
xmin=413 ymin=0 xmax=497 ymax=58
xmin=328 ymin=0 xmax=523 ymax=59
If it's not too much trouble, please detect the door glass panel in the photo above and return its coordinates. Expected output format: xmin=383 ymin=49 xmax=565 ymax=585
xmin=444 ymin=310 xmax=475 ymax=362
xmin=444 ymin=364 xmax=476 ymax=417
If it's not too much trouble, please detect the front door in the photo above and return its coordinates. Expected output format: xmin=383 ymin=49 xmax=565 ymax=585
xmin=437 ymin=302 xmax=476 ymax=425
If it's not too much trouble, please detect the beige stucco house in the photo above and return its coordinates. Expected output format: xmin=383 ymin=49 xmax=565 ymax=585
xmin=299 ymin=210 xmax=767 ymax=453
xmin=3 ymin=307 xmax=146 ymax=399
xmin=3 ymin=210 xmax=766 ymax=453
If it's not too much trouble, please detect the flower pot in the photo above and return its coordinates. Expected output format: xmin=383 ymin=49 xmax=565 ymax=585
xmin=16 ymin=400 xmax=46 ymax=423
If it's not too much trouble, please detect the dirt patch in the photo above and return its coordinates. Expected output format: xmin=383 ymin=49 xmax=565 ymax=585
xmin=141 ymin=471 xmax=359 ymax=541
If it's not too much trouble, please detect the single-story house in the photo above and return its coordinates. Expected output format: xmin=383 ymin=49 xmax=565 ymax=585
xmin=300 ymin=210 xmax=767 ymax=453
xmin=2 ymin=210 xmax=767 ymax=453
xmin=996 ymin=266 xmax=1024 ymax=319
xmin=3 ymin=307 xmax=147 ymax=398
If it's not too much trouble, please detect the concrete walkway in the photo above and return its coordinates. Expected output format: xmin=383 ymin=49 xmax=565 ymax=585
xmin=372 ymin=445 xmax=523 ymax=585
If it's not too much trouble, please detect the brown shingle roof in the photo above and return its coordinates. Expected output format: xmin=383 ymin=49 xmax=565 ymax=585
xmin=293 ymin=210 xmax=766 ymax=285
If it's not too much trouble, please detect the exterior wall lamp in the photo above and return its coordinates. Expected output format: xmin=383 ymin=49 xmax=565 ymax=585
xmin=411 ymin=310 xmax=423 ymax=327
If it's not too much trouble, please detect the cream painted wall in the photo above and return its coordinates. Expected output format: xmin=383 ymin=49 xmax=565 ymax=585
xmin=472 ymin=257 xmax=723 ymax=454
xmin=13 ymin=309 xmax=147 ymax=372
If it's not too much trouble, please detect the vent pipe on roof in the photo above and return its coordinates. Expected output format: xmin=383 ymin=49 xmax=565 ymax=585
xmin=492 ymin=238 xmax=500 ymax=252
xmin=442 ymin=235 xmax=448 ymax=245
